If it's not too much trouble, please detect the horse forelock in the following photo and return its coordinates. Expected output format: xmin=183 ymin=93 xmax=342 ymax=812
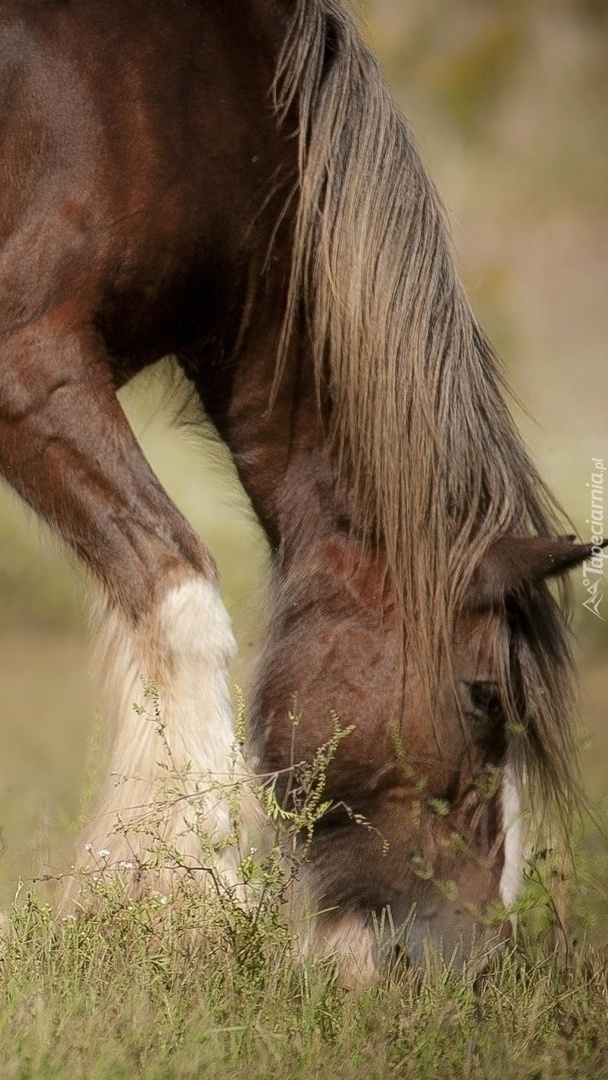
xmin=273 ymin=0 xmax=580 ymax=818
xmin=498 ymin=583 xmax=584 ymax=827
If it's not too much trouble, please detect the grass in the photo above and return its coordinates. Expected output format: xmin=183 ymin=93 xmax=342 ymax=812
xmin=1 ymin=882 xmax=607 ymax=1079
xmin=0 ymin=700 xmax=607 ymax=1080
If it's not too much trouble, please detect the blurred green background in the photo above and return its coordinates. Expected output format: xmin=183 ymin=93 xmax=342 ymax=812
xmin=0 ymin=0 xmax=606 ymax=909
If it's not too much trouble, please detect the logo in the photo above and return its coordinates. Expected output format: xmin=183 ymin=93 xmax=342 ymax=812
xmin=582 ymin=457 xmax=606 ymax=620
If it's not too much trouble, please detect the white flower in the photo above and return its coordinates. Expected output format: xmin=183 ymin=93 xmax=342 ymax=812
xmin=97 ymin=848 xmax=111 ymax=859
xmin=118 ymin=861 xmax=135 ymax=870
xmin=84 ymin=842 xmax=92 ymax=853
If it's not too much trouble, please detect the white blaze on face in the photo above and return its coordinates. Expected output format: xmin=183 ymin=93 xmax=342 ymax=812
xmin=500 ymin=762 xmax=523 ymax=910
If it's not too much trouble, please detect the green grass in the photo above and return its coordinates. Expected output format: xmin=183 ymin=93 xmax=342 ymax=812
xmin=1 ymin=703 xmax=607 ymax=1080
xmin=1 ymin=674 xmax=606 ymax=1079
xmin=1 ymin=887 xmax=607 ymax=1079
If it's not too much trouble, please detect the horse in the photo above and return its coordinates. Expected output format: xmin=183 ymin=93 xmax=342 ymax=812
xmin=0 ymin=0 xmax=596 ymax=983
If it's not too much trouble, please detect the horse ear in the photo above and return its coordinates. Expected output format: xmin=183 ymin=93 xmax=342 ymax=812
xmin=471 ymin=535 xmax=606 ymax=608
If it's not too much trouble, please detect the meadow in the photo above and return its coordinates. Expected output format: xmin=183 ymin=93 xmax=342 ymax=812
xmin=0 ymin=1 xmax=607 ymax=1076
xmin=1 ymin=890 xmax=608 ymax=1079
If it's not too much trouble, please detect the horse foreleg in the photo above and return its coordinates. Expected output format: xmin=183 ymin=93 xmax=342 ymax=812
xmin=0 ymin=321 xmax=256 ymax=904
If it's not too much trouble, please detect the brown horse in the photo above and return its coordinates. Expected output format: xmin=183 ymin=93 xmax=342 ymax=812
xmin=0 ymin=0 xmax=595 ymax=981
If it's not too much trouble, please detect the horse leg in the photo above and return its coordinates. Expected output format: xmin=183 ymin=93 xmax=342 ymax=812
xmin=0 ymin=319 xmax=256 ymax=904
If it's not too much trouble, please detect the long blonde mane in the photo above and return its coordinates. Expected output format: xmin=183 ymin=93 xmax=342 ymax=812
xmin=274 ymin=0 xmax=580 ymax=815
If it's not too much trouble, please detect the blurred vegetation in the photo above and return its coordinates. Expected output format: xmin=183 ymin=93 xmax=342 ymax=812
xmin=364 ymin=0 xmax=608 ymax=159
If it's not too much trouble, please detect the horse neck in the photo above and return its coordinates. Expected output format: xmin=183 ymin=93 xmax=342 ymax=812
xmin=219 ymin=329 xmax=371 ymax=578
xmin=232 ymin=397 xmax=398 ymax=784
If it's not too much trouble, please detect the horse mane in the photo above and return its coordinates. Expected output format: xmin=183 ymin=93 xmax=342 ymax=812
xmin=273 ymin=0 xmax=581 ymax=819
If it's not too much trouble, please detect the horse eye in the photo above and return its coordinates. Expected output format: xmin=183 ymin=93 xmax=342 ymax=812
xmin=460 ymin=680 xmax=502 ymax=723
